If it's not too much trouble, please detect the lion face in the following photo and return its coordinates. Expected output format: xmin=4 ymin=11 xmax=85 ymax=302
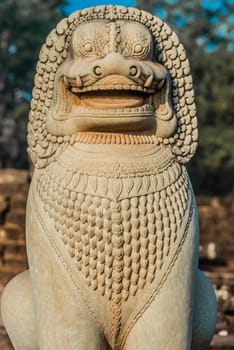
xmin=47 ymin=20 xmax=176 ymax=136
xmin=28 ymin=6 xmax=198 ymax=168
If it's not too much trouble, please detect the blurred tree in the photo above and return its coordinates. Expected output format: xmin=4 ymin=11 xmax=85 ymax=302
xmin=188 ymin=48 xmax=234 ymax=196
xmin=136 ymin=0 xmax=234 ymax=51
xmin=137 ymin=0 xmax=234 ymax=196
xmin=0 ymin=0 xmax=67 ymax=168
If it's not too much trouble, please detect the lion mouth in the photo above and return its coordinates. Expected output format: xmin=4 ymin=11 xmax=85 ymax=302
xmin=68 ymin=90 xmax=155 ymax=119
xmin=62 ymin=75 xmax=156 ymax=117
xmin=71 ymin=90 xmax=152 ymax=109
xmin=48 ymin=74 xmax=160 ymax=133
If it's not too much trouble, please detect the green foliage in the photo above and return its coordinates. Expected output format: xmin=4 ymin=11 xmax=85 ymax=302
xmin=188 ymin=48 xmax=234 ymax=195
xmin=137 ymin=0 xmax=234 ymax=196
xmin=137 ymin=0 xmax=234 ymax=51
xmin=0 ymin=0 xmax=67 ymax=168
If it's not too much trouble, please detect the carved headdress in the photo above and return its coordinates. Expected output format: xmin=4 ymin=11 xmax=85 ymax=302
xmin=27 ymin=5 xmax=198 ymax=168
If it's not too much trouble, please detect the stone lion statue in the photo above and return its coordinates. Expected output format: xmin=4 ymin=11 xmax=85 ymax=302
xmin=1 ymin=5 xmax=217 ymax=350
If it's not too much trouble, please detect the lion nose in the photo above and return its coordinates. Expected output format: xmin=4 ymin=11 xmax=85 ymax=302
xmin=93 ymin=65 xmax=102 ymax=77
xmin=92 ymin=53 xmax=142 ymax=79
xmin=129 ymin=65 xmax=141 ymax=78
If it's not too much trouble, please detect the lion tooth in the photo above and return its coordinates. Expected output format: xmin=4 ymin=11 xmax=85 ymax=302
xmin=71 ymin=87 xmax=80 ymax=93
xmin=157 ymin=79 xmax=165 ymax=89
xmin=76 ymin=75 xmax=83 ymax=88
xmin=144 ymin=74 xmax=154 ymax=88
xmin=63 ymin=76 xmax=69 ymax=87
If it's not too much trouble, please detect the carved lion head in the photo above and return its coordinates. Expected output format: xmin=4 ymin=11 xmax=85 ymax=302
xmin=28 ymin=6 xmax=198 ymax=168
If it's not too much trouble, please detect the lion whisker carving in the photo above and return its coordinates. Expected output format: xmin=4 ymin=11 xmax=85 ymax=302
xmin=1 ymin=5 xmax=216 ymax=350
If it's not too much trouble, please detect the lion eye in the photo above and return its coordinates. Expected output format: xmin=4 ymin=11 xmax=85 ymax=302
xmin=83 ymin=42 xmax=93 ymax=53
xmin=126 ymin=41 xmax=151 ymax=59
xmin=134 ymin=43 xmax=144 ymax=54
xmin=75 ymin=40 xmax=98 ymax=58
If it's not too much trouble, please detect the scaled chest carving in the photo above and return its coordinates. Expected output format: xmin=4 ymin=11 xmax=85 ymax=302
xmin=36 ymin=145 xmax=190 ymax=301
xmin=33 ymin=142 xmax=193 ymax=347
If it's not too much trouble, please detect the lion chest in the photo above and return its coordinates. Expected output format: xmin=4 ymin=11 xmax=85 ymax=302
xmin=34 ymin=144 xmax=190 ymax=303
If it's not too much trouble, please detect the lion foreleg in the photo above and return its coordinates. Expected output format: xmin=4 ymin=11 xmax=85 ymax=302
xmin=1 ymin=270 xmax=39 ymax=350
xmin=191 ymin=270 xmax=217 ymax=350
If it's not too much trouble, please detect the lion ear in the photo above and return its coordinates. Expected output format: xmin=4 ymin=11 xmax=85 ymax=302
xmin=155 ymin=77 xmax=177 ymax=138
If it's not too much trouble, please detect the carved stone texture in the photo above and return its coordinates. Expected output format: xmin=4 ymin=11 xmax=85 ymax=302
xmin=1 ymin=5 xmax=216 ymax=350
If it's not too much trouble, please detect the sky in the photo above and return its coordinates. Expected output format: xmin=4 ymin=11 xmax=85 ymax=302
xmin=64 ymin=0 xmax=135 ymax=13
